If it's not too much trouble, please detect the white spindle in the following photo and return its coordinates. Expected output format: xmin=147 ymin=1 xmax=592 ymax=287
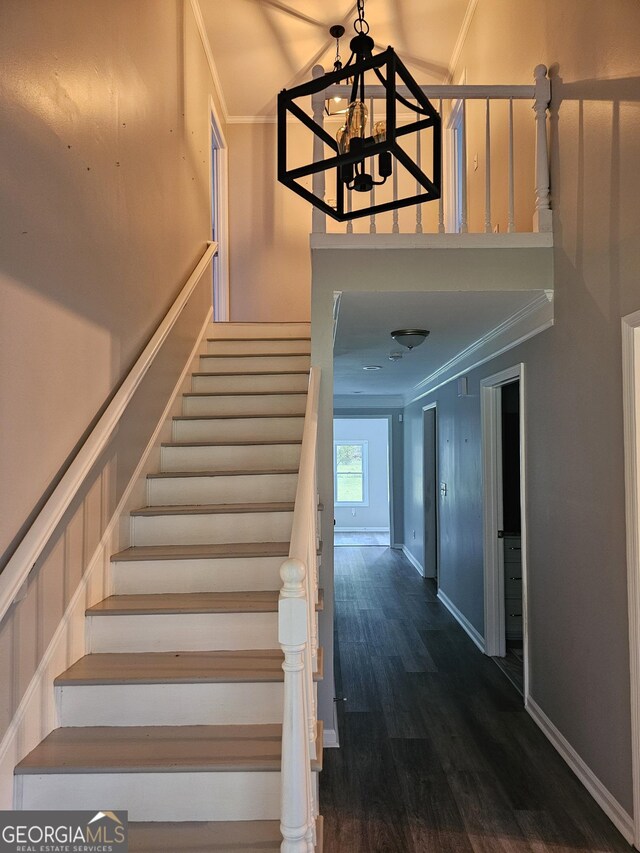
xmin=415 ymin=117 xmax=423 ymax=234
xmin=460 ymin=99 xmax=468 ymax=233
xmin=438 ymin=98 xmax=445 ymax=233
xmin=279 ymin=558 xmax=311 ymax=853
xmin=369 ymin=96 xmax=376 ymax=233
xmin=311 ymin=66 xmax=326 ymax=235
xmin=508 ymin=97 xmax=515 ymax=233
xmin=485 ymin=98 xmax=492 ymax=233
xmin=533 ymin=64 xmax=552 ymax=232
xmin=392 ymin=156 xmax=399 ymax=233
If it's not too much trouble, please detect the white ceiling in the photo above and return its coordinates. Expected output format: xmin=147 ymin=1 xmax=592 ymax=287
xmin=198 ymin=0 xmax=472 ymax=118
xmin=333 ymin=290 xmax=545 ymax=398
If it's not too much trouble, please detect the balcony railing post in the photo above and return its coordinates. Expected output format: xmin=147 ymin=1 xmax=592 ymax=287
xmin=279 ymin=558 xmax=311 ymax=853
xmin=311 ymin=65 xmax=327 ymax=235
xmin=533 ymin=64 xmax=552 ymax=232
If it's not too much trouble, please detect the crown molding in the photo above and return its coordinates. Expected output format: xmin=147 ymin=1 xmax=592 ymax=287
xmin=190 ymin=0 xmax=230 ymax=123
xmin=406 ymin=290 xmax=554 ymax=405
xmin=447 ymin=0 xmax=479 ymax=83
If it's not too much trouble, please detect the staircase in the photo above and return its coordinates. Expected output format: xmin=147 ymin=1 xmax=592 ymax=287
xmin=14 ymin=322 xmax=323 ymax=852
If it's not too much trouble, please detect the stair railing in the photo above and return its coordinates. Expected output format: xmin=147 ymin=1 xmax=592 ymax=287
xmin=279 ymin=366 xmax=321 ymax=853
xmin=310 ymin=65 xmax=552 ymax=235
xmin=0 ymin=241 xmax=218 ymax=624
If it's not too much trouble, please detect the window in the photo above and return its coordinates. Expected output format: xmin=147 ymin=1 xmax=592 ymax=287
xmin=334 ymin=440 xmax=369 ymax=506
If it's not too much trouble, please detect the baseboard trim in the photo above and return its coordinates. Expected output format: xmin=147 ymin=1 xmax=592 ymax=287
xmin=401 ymin=545 xmax=424 ymax=576
xmin=525 ymin=696 xmax=634 ymax=845
xmin=334 ymin=527 xmax=390 ymax=533
xmin=0 ymin=308 xmax=213 ymax=809
xmin=323 ymin=727 xmax=339 ymax=748
xmin=437 ymin=589 xmax=486 ymax=653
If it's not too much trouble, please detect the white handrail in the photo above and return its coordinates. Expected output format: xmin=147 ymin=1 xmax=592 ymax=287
xmin=330 ymin=83 xmax=535 ymax=100
xmin=279 ymin=367 xmax=321 ymax=853
xmin=0 ymin=241 xmax=218 ymax=624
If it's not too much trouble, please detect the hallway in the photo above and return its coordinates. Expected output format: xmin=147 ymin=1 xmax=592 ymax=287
xmin=320 ymin=547 xmax=630 ymax=852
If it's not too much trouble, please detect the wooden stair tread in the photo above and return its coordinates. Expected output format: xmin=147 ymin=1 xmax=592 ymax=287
xmin=203 ymin=352 xmax=310 ymax=358
xmin=147 ymin=468 xmax=299 ymax=479
xmin=192 ymin=370 xmax=310 ymax=377
xmin=173 ymin=413 xmax=304 ymax=420
xmin=128 ymin=820 xmax=281 ymax=852
xmin=206 ymin=337 xmax=310 ymax=342
xmin=15 ymin=724 xmax=282 ymax=774
xmin=111 ymin=542 xmax=291 ymax=561
xmin=131 ymin=502 xmax=295 ymax=517
xmin=162 ymin=439 xmax=302 ymax=447
xmin=87 ymin=590 xmax=325 ymax=615
xmin=87 ymin=591 xmax=280 ymax=615
xmin=56 ymin=650 xmax=285 ymax=684
xmin=56 ymin=647 xmax=324 ymax=685
xmin=16 ymin=723 xmax=323 ymax=774
xmin=183 ymin=391 xmax=307 ymax=397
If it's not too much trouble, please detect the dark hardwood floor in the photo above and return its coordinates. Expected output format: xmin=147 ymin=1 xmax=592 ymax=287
xmin=320 ymin=546 xmax=630 ymax=853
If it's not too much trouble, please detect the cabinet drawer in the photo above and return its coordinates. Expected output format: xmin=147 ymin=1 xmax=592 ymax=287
xmin=503 ymin=536 xmax=522 ymax=563
xmin=505 ymin=574 xmax=522 ymax=598
xmin=506 ymin=608 xmax=523 ymax=640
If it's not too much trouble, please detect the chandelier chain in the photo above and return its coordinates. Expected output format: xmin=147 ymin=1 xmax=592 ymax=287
xmin=354 ymin=0 xmax=369 ymax=34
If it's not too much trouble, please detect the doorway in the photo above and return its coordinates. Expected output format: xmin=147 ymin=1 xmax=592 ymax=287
xmin=422 ymin=404 xmax=439 ymax=581
xmin=481 ymin=364 xmax=528 ymax=698
xmin=334 ymin=417 xmax=391 ymax=547
xmin=209 ymin=97 xmax=229 ymax=321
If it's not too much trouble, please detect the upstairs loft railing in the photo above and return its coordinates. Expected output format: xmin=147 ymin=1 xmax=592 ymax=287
xmin=310 ymin=65 xmax=552 ymax=237
xmin=278 ymin=367 xmax=321 ymax=853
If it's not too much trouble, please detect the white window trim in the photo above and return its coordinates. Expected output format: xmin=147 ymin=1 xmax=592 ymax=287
xmin=334 ymin=439 xmax=369 ymax=507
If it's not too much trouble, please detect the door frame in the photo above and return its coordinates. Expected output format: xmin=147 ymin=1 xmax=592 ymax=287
xmin=332 ymin=414 xmax=394 ymax=545
xmin=621 ymin=309 xmax=640 ymax=848
xmin=481 ymin=363 xmax=529 ymax=695
xmin=209 ymin=95 xmax=230 ymax=321
xmin=422 ymin=402 xmax=440 ymax=584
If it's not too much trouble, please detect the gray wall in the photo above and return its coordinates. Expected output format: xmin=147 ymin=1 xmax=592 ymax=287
xmin=0 ymin=0 xmax=221 ymax=801
xmin=403 ymin=318 xmax=632 ymax=814
xmin=441 ymin=0 xmax=640 ymax=817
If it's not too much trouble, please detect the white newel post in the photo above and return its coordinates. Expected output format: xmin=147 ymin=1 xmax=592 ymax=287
xmin=533 ymin=64 xmax=552 ymax=232
xmin=279 ymin=558 xmax=311 ymax=853
xmin=311 ymin=66 xmax=327 ymax=235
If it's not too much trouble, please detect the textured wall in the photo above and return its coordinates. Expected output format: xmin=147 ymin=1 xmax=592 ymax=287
xmin=0 ymin=0 xmax=220 ymax=802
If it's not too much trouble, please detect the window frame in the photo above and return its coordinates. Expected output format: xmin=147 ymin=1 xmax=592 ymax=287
xmin=333 ymin=439 xmax=370 ymax=507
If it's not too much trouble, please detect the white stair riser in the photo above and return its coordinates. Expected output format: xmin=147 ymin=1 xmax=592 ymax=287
xmin=183 ymin=394 xmax=306 ymax=416
xmin=192 ymin=374 xmax=309 ymax=394
xmin=88 ymin=612 xmax=278 ymax=652
xmin=56 ymin=682 xmax=284 ymax=727
xmin=17 ymin=771 xmax=284 ymax=821
xmin=132 ymin=511 xmax=293 ymax=546
xmin=162 ymin=443 xmax=301 ymax=472
xmin=208 ymin=322 xmax=310 ymax=339
xmin=111 ymin=557 xmax=284 ymax=594
xmin=207 ymin=339 xmax=310 ymax=355
xmin=148 ymin=473 xmax=298 ymax=506
xmin=199 ymin=355 xmax=310 ymax=373
xmin=172 ymin=417 xmax=303 ymax=443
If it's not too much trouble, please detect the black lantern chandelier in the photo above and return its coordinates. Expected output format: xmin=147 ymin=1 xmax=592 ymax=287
xmin=278 ymin=0 xmax=442 ymax=222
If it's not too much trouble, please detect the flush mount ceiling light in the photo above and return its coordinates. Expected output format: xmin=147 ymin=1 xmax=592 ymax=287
xmin=391 ymin=329 xmax=430 ymax=350
xmin=363 ymin=364 xmax=382 ymax=370
xmin=388 ymin=351 xmax=403 ymax=361
xmin=277 ymin=0 xmax=441 ymax=222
